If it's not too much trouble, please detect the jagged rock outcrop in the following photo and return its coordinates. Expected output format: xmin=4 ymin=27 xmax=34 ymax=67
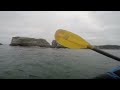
xmin=10 ymin=37 xmax=51 ymax=47
xmin=52 ymin=40 xmax=66 ymax=48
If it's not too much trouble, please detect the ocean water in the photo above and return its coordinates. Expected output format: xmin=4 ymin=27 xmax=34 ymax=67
xmin=0 ymin=45 xmax=120 ymax=79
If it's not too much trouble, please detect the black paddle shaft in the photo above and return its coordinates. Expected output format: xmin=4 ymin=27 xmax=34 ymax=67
xmin=91 ymin=48 xmax=120 ymax=62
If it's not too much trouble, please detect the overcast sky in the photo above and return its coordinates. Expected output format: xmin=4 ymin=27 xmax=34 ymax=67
xmin=0 ymin=11 xmax=120 ymax=45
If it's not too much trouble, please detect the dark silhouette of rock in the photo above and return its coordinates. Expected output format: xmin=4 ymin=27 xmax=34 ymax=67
xmin=0 ymin=43 xmax=2 ymax=45
xmin=51 ymin=40 xmax=66 ymax=48
xmin=10 ymin=37 xmax=51 ymax=47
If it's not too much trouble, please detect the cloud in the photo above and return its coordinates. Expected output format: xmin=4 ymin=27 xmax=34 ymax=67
xmin=54 ymin=11 xmax=104 ymax=32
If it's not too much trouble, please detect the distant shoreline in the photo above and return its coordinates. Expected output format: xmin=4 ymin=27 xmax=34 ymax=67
xmin=94 ymin=45 xmax=120 ymax=49
xmin=1 ymin=44 xmax=120 ymax=49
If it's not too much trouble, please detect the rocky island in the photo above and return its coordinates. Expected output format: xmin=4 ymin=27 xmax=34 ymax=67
xmin=9 ymin=37 xmax=120 ymax=49
xmin=10 ymin=37 xmax=51 ymax=47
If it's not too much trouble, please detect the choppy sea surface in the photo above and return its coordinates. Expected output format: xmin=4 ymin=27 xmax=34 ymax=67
xmin=0 ymin=45 xmax=120 ymax=79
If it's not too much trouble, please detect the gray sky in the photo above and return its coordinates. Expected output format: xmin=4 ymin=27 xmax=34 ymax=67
xmin=0 ymin=11 xmax=120 ymax=45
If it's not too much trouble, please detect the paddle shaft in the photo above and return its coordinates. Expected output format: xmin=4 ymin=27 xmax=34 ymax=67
xmin=90 ymin=48 xmax=120 ymax=62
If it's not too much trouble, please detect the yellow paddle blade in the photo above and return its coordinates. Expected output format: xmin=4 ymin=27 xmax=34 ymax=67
xmin=55 ymin=29 xmax=93 ymax=49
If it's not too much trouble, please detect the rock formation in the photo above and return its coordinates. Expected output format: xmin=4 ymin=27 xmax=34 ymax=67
xmin=10 ymin=37 xmax=51 ymax=47
xmin=51 ymin=40 xmax=66 ymax=48
xmin=0 ymin=43 xmax=2 ymax=45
